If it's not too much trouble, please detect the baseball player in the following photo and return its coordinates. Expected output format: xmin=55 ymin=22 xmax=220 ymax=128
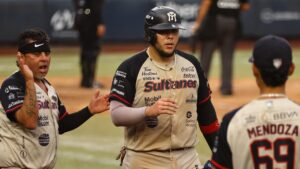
xmin=110 ymin=6 xmax=219 ymax=169
xmin=211 ymin=35 xmax=300 ymax=169
xmin=0 ymin=28 xmax=109 ymax=169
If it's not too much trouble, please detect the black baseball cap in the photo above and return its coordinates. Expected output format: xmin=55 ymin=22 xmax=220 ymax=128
xmin=249 ymin=35 xmax=292 ymax=73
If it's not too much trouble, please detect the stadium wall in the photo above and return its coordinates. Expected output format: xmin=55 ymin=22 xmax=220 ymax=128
xmin=0 ymin=0 xmax=300 ymax=43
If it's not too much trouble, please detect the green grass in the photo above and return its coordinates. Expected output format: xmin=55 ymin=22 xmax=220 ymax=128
xmin=1 ymin=49 xmax=299 ymax=79
xmin=0 ymin=48 xmax=299 ymax=169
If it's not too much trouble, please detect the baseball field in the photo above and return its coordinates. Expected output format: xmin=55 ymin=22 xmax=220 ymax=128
xmin=0 ymin=44 xmax=299 ymax=169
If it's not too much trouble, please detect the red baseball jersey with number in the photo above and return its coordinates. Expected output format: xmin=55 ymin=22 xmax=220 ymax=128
xmin=212 ymin=97 xmax=300 ymax=169
xmin=110 ymin=49 xmax=218 ymax=151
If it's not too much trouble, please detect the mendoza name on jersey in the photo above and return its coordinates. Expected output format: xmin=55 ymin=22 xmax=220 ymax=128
xmin=247 ymin=123 xmax=299 ymax=138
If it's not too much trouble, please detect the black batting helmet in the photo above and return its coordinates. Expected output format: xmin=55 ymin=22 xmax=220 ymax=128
xmin=144 ymin=6 xmax=185 ymax=44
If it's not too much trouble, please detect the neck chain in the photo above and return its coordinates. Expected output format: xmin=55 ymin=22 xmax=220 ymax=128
xmin=146 ymin=48 xmax=177 ymax=71
xmin=259 ymin=93 xmax=286 ymax=99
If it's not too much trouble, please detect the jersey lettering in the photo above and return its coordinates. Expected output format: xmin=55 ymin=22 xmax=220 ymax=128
xmin=144 ymin=79 xmax=197 ymax=92
xmin=247 ymin=124 xmax=299 ymax=138
xmin=250 ymin=138 xmax=295 ymax=169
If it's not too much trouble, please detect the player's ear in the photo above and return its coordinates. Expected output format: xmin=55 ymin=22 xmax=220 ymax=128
xmin=16 ymin=52 xmax=24 ymax=67
xmin=288 ymin=63 xmax=295 ymax=76
xmin=252 ymin=64 xmax=260 ymax=77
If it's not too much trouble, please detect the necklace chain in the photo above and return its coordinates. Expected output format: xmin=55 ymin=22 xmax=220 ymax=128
xmin=146 ymin=48 xmax=177 ymax=71
xmin=259 ymin=93 xmax=286 ymax=99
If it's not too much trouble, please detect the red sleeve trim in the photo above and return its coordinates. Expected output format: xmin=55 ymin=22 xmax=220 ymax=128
xmin=211 ymin=160 xmax=229 ymax=169
xmin=110 ymin=93 xmax=131 ymax=106
xmin=5 ymin=104 xmax=22 ymax=113
xmin=197 ymin=95 xmax=211 ymax=105
xmin=59 ymin=112 xmax=68 ymax=121
xmin=200 ymin=120 xmax=219 ymax=134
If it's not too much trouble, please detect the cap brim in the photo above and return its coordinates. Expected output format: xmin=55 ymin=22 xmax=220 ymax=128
xmin=149 ymin=23 xmax=186 ymax=30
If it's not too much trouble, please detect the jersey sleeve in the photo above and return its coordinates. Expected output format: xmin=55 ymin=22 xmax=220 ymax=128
xmin=211 ymin=108 xmax=239 ymax=169
xmin=0 ymin=78 xmax=25 ymax=122
xmin=110 ymin=52 xmax=148 ymax=107
xmin=110 ymin=60 xmax=136 ymax=106
xmin=57 ymin=94 xmax=68 ymax=120
xmin=197 ymin=68 xmax=219 ymax=132
xmin=195 ymin=57 xmax=219 ymax=134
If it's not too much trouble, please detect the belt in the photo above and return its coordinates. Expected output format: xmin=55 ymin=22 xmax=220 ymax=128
xmin=128 ymin=147 xmax=193 ymax=153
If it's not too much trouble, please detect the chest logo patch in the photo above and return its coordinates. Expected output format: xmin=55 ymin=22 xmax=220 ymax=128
xmin=145 ymin=117 xmax=158 ymax=128
xmin=39 ymin=133 xmax=50 ymax=146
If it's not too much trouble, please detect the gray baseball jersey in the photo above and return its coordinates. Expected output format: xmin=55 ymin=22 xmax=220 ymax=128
xmin=212 ymin=97 xmax=300 ymax=169
xmin=0 ymin=71 xmax=67 ymax=169
xmin=110 ymin=50 xmax=218 ymax=152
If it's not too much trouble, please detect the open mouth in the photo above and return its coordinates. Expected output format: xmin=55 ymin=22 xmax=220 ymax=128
xmin=39 ymin=65 xmax=48 ymax=72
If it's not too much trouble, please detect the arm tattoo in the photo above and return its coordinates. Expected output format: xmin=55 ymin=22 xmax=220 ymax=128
xmin=25 ymin=85 xmax=36 ymax=117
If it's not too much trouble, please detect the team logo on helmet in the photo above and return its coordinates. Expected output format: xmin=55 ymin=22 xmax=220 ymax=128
xmin=167 ymin=11 xmax=177 ymax=22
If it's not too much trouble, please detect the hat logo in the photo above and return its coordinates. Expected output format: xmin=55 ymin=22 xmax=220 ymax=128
xmin=273 ymin=58 xmax=282 ymax=69
xmin=167 ymin=12 xmax=177 ymax=22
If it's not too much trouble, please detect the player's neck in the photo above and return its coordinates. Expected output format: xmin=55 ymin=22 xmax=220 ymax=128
xmin=35 ymin=79 xmax=48 ymax=93
xmin=259 ymin=86 xmax=286 ymax=99
xmin=147 ymin=46 xmax=175 ymax=64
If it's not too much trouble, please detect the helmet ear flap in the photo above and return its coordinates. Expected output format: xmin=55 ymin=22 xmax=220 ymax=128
xmin=145 ymin=29 xmax=156 ymax=45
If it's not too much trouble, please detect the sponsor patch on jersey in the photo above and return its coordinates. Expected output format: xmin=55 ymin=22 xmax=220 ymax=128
xmin=113 ymin=77 xmax=126 ymax=89
xmin=145 ymin=117 xmax=158 ymax=128
xmin=183 ymin=73 xmax=196 ymax=79
xmin=116 ymin=70 xmax=127 ymax=78
xmin=38 ymin=115 xmax=49 ymax=127
xmin=5 ymin=85 xmax=21 ymax=93
xmin=113 ymin=78 xmax=118 ymax=85
xmin=8 ymin=93 xmax=15 ymax=100
xmin=141 ymin=67 xmax=158 ymax=80
xmin=186 ymin=94 xmax=197 ymax=103
xmin=273 ymin=111 xmax=298 ymax=121
xmin=144 ymin=95 xmax=161 ymax=106
xmin=181 ymin=66 xmax=195 ymax=72
xmin=245 ymin=115 xmax=256 ymax=124
xmin=186 ymin=111 xmax=196 ymax=127
xmin=39 ymin=133 xmax=50 ymax=146
xmin=186 ymin=111 xmax=192 ymax=118
xmin=112 ymin=88 xmax=125 ymax=96
xmin=8 ymin=100 xmax=23 ymax=108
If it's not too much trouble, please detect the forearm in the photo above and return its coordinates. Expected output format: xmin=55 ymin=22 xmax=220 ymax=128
xmin=58 ymin=107 xmax=93 ymax=134
xmin=195 ymin=0 xmax=211 ymax=24
xmin=240 ymin=3 xmax=250 ymax=11
xmin=110 ymin=101 xmax=146 ymax=126
xmin=16 ymin=80 xmax=38 ymax=129
xmin=197 ymin=100 xmax=219 ymax=151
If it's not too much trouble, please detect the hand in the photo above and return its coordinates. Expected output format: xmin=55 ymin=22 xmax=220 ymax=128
xmin=17 ymin=53 xmax=34 ymax=81
xmin=192 ymin=22 xmax=201 ymax=34
xmin=145 ymin=98 xmax=178 ymax=117
xmin=88 ymin=90 xmax=110 ymax=114
xmin=97 ymin=24 xmax=106 ymax=38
